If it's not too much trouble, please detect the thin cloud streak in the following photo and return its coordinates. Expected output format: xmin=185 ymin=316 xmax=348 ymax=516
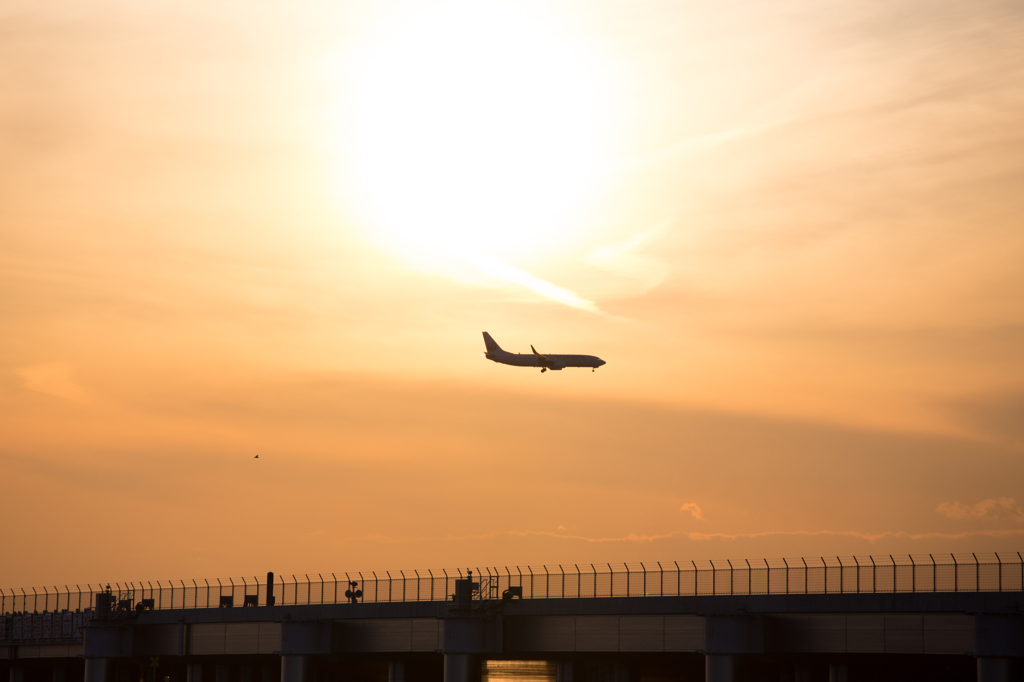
xmin=461 ymin=250 xmax=600 ymax=312
xmin=351 ymin=527 xmax=1024 ymax=546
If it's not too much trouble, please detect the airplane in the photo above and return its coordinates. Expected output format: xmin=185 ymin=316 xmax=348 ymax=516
xmin=482 ymin=332 xmax=606 ymax=373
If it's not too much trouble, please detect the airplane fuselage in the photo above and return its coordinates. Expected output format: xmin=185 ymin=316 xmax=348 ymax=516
xmin=482 ymin=332 xmax=606 ymax=371
xmin=484 ymin=350 xmax=604 ymax=369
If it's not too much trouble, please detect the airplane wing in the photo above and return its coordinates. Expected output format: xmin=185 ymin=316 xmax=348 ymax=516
xmin=531 ymin=345 xmax=559 ymax=368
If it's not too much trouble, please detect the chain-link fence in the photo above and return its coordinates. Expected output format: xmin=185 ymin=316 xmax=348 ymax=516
xmin=3 ymin=552 xmax=1021 ymax=633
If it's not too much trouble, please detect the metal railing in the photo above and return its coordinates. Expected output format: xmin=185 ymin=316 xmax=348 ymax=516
xmin=3 ymin=552 xmax=1022 ymax=627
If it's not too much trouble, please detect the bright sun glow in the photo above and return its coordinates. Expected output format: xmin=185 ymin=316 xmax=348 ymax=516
xmin=341 ymin=2 xmax=613 ymax=262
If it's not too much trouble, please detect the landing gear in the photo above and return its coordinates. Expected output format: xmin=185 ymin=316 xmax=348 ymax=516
xmin=540 ymin=368 xmax=547 ymax=373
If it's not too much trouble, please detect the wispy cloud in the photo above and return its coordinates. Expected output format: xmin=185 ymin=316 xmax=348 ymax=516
xmin=937 ymin=498 xmax=1024 ymax=523
xmin=679 ymin=502 xmax=704 ymax=520
xmin=461 ymin=250 xmax=599 ymax=312
xmin=16 ymin=364 xmax=90 ymax=402
xmin=585 ymin=222 xmax=671 ymax=297
xmin=625 ymin=121 xmax=787 ymax=171
xmin=351 ymin=527 xmax=1024 ymax=546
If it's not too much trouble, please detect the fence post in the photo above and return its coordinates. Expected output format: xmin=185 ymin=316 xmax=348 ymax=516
xmin=929 ymin=555 xmax=936 ymax=593
xmin=624 ymin=564 xmax=630 ymax=598
xmin=745 ymin=559 xmax=751 ymax=595
xmin=657 ymin=562 xmax=664 ymax=597
xmin=528 ymin=567 xmax=535 ymax=599
xmin=909 ymin=555 xmax=916 ymax=593
xmin=870 ymin=556 xmax=876 ymax=593
xmin=782 ymin=558 xmax=789 ymax=595
xmin=727 ymin=560 xmax=734 ymax=596
xmin=951 ymin=554 xmax=958 ymax=592
xmin=973 ymin=553 xmax=979 ymax=592
xmin=709 ymin=560 xmax=715 ymax=595
xmin=560 ymin=565 xmax=565 ymax=599
xmin=591 ymin=565 xmax=596 ymax=598
xmin=889 ymin=556 xmax=895 ymax=593
xmin=692 ymin=560 xmax=698 ymax=595
xmin=675 ymin=561 xmax=681 ymax=596
xmin=996 ymin=554 xmax=1002 ymax=592
xmin=608 ymin=564 xmax=614 ymax=597
xmin=837 ymin=557 xmax=844 ymax=593
xmin=575 ymin=564 xmax=581 ymax=598
xmin=801 ymin=558 xmax=808 ymax=593
xmin=544 ymin=566 xmax=549 ymax=599
xmin=641 ymin=563 xmax=647 ymax=597
xmin=822 ymin=557 xmax=827 ymax=593
xmin=854 ymin=556 xmax=860 ymax=593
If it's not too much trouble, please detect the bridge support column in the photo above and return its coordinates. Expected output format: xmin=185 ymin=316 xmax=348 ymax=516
xmin=388 ymin=662 xmax=404 ymax=682
xmin=704 ymin=654 xmax=736 ymax=682
xmin=977 ymin=657 xmax=1011 ymax=682
xmin=84 ymin=660 xmax=109 ymax=682
xmin=828 ymin=663 xmax=848 ymax=682
xmin=443 ymin=654 xmax=475 ymax=682
xmin=555 ymin=661 xmax=573 ymax=682
xmin=281 ymin=656 xmax=309 ymax=682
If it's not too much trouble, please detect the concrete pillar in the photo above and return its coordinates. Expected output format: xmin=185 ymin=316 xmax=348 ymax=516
xmin=705 ymin=654 xmax=736 ymax=682
xmin=280 ymin=656 xmax=309 ymax=682
xmin=84 ymin=660 xmax=109 ymax=682
xmin=828 ymin=663 xmax=847 ymax=682
xmin=10 ymin=666 xmax=25 ymax=682
xmin=443 ymin=654 xmax=474 ymax=682
xmin=186 ymin=664 xmax=201 ymax=682
xmin=215 ymin=666 xmax=228 ymax=682
xmin=388 ymin=662 xmax=404 ymax=682
xmin=555 ymin=662 xmax=573 ymax=682
xmin=977 ymin=658 xmax=1011 ymax=682
xmin=53 ymin=667 xmax=66 ymax=682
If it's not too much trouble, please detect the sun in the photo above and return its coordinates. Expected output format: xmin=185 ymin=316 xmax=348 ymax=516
xmin=339 ymin=1 xmax=614 ymax=262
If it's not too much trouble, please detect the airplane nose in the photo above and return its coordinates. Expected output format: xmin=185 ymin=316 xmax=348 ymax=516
xmin=598 ymin=359 xmax=606 ymax=366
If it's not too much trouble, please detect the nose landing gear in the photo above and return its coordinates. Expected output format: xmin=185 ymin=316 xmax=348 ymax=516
xmin=540 ymin=368 xmax=547 ymax=373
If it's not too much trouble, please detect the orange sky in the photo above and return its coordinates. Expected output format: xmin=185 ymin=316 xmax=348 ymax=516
xmin=2 ymin=0 xmax=1023 ymax=589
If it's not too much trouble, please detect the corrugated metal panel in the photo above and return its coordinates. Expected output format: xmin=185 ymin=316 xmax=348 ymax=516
xmin=258 ymin=623 xmax=280 ymax=654
xmin=505 ymin=616 xmax=574 ymax=652
xmin=794 ymin=615 xmax=846 ymax=653
xmin=923 ymin=614 xmax=972 ymax=654
xmin=411 ymin=619 xmax=440 ymax=651
xmin=135 ymin=625 xmax=180 ymax=656
xmin=884 ymin=615 xmax=923 ymax=653
xmin=225 ymin=623 xmax=260 ymax=654
xmin=846 ymin=614 xmax=884 ymax=653
xmin=15 ymin=644 xmax=83 ymax=658
xmin=664 ymin=616 xmax=703 ymax=652
xmin=575 ymin=616 xmax=618 ymax=652
xmin=337 ymin=619 xmax=413 ymax=652
xmin=618 ymin=616 xmax=663 ymax=652
xmin=191 ymin=624 xmax=226 ymax=655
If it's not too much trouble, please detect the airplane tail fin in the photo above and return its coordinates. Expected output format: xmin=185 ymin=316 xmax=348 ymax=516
xmin=482 ymin=332 xmax=503 ymax=353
